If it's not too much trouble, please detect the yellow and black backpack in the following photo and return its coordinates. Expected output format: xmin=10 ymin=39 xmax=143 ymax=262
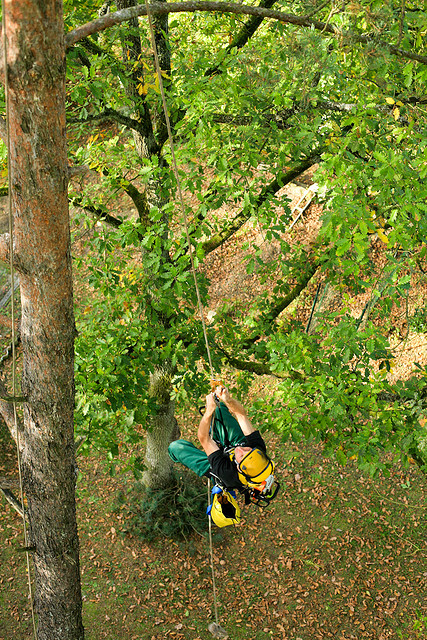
xmin=207 ymin=486 xmax=241 ymax=527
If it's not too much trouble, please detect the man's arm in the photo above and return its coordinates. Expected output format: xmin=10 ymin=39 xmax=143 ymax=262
xmin=198 ymin=393 xmax=220 ymax=456
xmin=216 ymin=386 xmax=255 ymax=436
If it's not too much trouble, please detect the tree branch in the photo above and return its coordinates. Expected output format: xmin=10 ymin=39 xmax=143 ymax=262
xmin=70 ymin=161 xmax=150 ymax=223
xmin=0 ymin=185 xmax=138 ymax=234
xmin=151 ymin=0 xmax=172 ymax=145
xmin=211 ymin=107 xmax=297 ymax=129
xmin=64 ymin=2 xmax=427 ymax=66
xmin=80 ymin=36 xmax=110 ymax=58
xmin=0 ymin=483 xmax=25 ymax=519
xmin=205 ymin=0 xmax=279 ymax=76
xmin=0 ymin=378 xmax=24 ymax=444
xmin=241 ymin=255 xmax=321 ymax=349
xmin=70 ymin=196 xmax=125 ymax=229
xmin=116 ymin=0 xmax=160 ymax=158
xmin=217 ymin=344 xmax=304 ymax=379
xmin=67 ymin=107 xmax=149 ymax=136
xmin=71 ymin=188 xmax=151 ymax=239
xmin=263 ymin=259 xmax=320 ymax=326
xmin=400 ymin=94 xmax=427 ymax=105
xmin=201 ymin=152 xmax=321 ymax=255
xmin=211 ymin=98 xmax=404 ymax=130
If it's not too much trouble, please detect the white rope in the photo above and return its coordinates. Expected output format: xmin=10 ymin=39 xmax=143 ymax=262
xmin=143 ymin=3 xmax=221 ymax=627
xmin=1 ymin=4 xmax=38 ymax=638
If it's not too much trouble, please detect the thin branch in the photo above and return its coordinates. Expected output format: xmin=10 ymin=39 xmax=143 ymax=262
xmin=0 ymin=378 xmax=24 ymax=444
xmin=70 ymin=196 xmax=125 ymax=229
xmin=210 ymin=101 xmax=355 ymax=130
xmin=304 ymin=0 xmax=330 ymax=19
xmin=242 ymin=256 xmax=321 ymax=348
xmin=0 ymin=484 xmax=25 ymax=519
xmin=64 ymin=2 xmax=427 ymax=66
xmin=75 ymin=435 xmax=86 ymax=453
xmin=0 ymin=185 xmax=134 ymax=234
xmin=211 ymin=98 xmax=407 ymax=129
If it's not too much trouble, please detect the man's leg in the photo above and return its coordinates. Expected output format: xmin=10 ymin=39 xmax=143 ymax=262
xmin=168 ymin=439 xmax=211 ymax=477
xmin=211 ymin=403 xmax=246 ymax=447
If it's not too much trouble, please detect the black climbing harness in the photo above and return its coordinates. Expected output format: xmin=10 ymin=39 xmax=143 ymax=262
xmin=200 ymin=399 xmax=281 ymax=509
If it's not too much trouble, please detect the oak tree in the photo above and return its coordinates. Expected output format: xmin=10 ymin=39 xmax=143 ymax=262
xmin=66 ymin=1 xmax=427 ymax=478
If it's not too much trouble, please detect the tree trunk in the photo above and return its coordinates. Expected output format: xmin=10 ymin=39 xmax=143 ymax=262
xmin=1 ymin=1 xmax=84 ymax=638
xmin=143 ymin=365 xmax=180 ymax=489
xmin=113 ymin=4 xmax=178 ymax=488
xmin=116 ymin=0 xmax=159 ymax=159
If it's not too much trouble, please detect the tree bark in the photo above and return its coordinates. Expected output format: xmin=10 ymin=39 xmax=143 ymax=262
xmin=2 ymin=1 xmax=84 ymax=638
xmin=143 ymin=365 xmax=179 ymax=488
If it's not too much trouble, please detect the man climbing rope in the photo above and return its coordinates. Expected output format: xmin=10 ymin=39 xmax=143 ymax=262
xmin=169 ymin=386 xmax=278 ymax=524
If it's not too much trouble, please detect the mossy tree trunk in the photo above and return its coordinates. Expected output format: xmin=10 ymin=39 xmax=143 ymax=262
xmin=143 ymin=365 xmax=180 ymax=489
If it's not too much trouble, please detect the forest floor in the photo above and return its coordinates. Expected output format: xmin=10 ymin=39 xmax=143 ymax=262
xmin=0 ymin=410 xmax=426 ymax=640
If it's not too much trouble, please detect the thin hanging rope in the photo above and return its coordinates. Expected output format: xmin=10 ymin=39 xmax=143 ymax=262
xmin=143 ymin=4 xmax=221 ymax=628
xmin=305 ymin=282 xmax=321 ymax=334
xmin=143 ymin=4 xmax=214 ymax=378
xmin=1 ymin=3 xmax=38 ymax=638
xmin=207 ymin=478 xmax=219 ymax=626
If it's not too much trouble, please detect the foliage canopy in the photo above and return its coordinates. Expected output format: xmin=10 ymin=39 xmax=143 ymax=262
xmin=60 ymin=0 xmax=427 ymax=475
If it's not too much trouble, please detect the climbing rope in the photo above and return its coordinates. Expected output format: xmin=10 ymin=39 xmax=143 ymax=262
xmin=143 ymin=5 xmax=225 ymax=637
xmin=207 ymin=477 xmax=220 ymax=626
xmin=1 ymin=2 xmax=38 ymax=638
xmin=144 ymin=4 xmax=214 ymax=379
